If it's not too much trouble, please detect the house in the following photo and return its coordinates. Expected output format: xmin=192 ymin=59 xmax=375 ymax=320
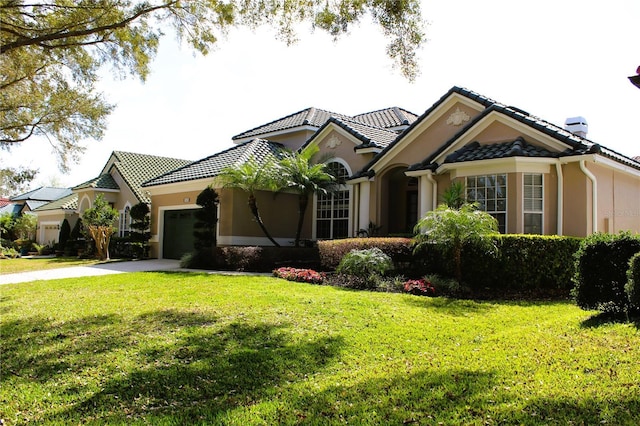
xmin=33 ymin=151 xmax=191 ymax=245
xmin=142 ymin=86 xmax=640 ymax=260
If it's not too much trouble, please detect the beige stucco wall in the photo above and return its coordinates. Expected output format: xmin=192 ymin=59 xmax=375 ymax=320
xmin=36 ymin=211 xmax=79 ymax=244
xmin=147 ymin=185 xmax=307 ymax=257
xmin=562 ymin=162 xmax=589 ymax=237
xmin=591 ymin=162 xmax=640 ymax=234
xmin=267 ymin=129 xmax=317 ymax=151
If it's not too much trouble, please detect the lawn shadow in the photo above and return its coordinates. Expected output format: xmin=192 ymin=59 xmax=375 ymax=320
xmin=402 ymin=296 xmax=497 ymax=316
xmin=580 ymin=311 xmax=640 ymax=329
xmin=43 ymin=310 xmax=344 ymax=424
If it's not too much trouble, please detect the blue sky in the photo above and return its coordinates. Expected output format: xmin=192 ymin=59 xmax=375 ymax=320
xmin=5 ymin=0 xmax=639 ymax=189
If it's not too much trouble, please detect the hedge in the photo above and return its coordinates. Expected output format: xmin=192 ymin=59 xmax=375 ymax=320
xmin=626 ymin=252 xmax=640 ymax=312
xmin=573 ymin=232 xmax=640 ymax=314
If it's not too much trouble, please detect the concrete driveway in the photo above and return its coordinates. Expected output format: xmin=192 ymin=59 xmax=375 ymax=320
xmin=0 ymin=258 xmax=182 ymax=285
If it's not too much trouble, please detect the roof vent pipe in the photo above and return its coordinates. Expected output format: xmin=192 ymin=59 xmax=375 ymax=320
xmin=564 ymin=116 xmax=588 ymax=138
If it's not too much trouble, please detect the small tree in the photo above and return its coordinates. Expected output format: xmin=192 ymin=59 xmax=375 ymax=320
xmin=58 ymin=218 xmax=71 ymax=251
xmin=414 ymin=203 xmax=498 ymax=284
xmin=13 ymin=213 xmax=37 ymax=240
xmin=194 ymin=186 xmax=220 ymax=255
xmin=129 ymin=202 xmax=151 ymax=258
xmin=218 ymin=157 xmax=281 ymax=247
xmin=278 ymin=145 xmax=336 ymax=247
xmin=441 ymin=181 xmax=466 ymax=209
xmin=82 ymin=194 xmax=118 ymax=260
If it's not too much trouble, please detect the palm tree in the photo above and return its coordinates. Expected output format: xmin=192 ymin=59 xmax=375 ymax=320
xmin=414 ymin=203 xmax=498 ymax=284
xmin=278 ymin=145 xmax=337 ymax=247
xmin=217 ymin=157 xmax=281 ymax=247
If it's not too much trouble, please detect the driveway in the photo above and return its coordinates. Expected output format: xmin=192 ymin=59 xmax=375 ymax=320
xmin=0 ymin=259 xmax=182 ymax=285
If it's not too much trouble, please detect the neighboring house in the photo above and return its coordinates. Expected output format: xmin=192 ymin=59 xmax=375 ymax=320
xmin=143 ymin=86 xmax=640 ymax=260
xmin=33 ymin=151 xmax=191 ymax=245
xmin=1 ymin=187 xmax=72 ymax=243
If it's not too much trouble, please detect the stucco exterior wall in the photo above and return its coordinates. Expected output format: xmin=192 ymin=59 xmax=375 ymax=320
xmin=591 ymin=162 xmax=640 ymax=234
xmin=562 ymin=162 xmax=589 ymax=237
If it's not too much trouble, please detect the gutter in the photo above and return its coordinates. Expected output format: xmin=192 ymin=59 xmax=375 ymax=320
xmin=579 ymin=160 xmax=597 ymax=233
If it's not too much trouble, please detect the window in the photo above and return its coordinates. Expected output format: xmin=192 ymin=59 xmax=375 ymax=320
xmin=466 ymin=174 xmax=507 ymax=233
xmin=523 ymin=173 xmax=543 ymax=234
xmin=119 ymin=206 xmax=131 ymax=237
xmin=316 ymin=162 xmax=350 ymax=239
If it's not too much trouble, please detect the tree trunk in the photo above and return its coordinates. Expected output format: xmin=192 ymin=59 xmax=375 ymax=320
xmin=248 ymin=194 xmax=280 ymax=247
xmin=88 ymin=225 xmax=114 ymax=260
xmin=294 ymin=194 xmax=309 ymax=247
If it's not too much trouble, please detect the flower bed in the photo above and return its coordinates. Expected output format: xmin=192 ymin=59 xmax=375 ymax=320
xmin=273 ymin=267 xmax=326 ymax=284
xmin=403 ymin=278 xmax=435 ymax=296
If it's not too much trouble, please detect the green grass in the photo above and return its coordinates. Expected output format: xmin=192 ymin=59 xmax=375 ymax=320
xmin=1 ymin=273 xmax=639 ymax=425
xmin=0 ymin=257 xmax=102 ymax=274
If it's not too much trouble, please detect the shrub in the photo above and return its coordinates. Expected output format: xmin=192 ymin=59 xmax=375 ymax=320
xmin=318 ymin=237 xmax=412 ymax=270
xmin=217 ymin=246 xmax=263 ymax=271
xmin=573 ymin=231 xmax=640 ymax=314
xmin=273 ymin=267 xmax=325 ymax=284
xmin=403 ymin=278 xmax=435 ymax=296
xmin=336 ymin=247 xmax=393 ymax=277
xmin=58 ymin=219 xmax=71 ymax=251
xmin=324 ymin=273 xmax=403 ymax=292
xmin=626 ymin=252 xmax=640 ymax=313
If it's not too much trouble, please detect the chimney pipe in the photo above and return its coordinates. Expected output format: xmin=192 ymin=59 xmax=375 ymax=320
xmin=564 ymin=116 xmax=588 ymax=138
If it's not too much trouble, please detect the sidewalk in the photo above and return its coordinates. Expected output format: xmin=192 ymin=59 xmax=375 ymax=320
xmin=0 ymin=259 xmax=182 ymax=285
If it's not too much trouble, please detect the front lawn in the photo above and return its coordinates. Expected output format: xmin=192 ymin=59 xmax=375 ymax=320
xmin=0 ymin=257 xmax=102 ymax=274
xmin=1 ymin=273 xmax=639 ymax=425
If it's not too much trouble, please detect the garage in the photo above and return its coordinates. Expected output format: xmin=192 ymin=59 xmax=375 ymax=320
xmin=162 ymin=209 xmax=198 ymax=259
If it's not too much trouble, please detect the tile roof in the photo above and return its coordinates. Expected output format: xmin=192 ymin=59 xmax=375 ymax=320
xmin=352 ymin=107 xmax=419 ymax=129
xmin=307 ymin=117 xmax=400 ymax=151
xmin=143 ymin=139 xmax=285 ymax=187
xmin=442 ymin=138 xmax=557 ymax=164
xmin=74 ymin=151 xmax=192 ymax=203
xmin=109 ymin=151 xmax=192 ymax=202
xmin=74 ymin=174 xmax=120 ymax=191
xmin=33 ymin=193 xmax=78 ymax=211
xmin=10 ymin=186 xmax=72 ymax=202
xmin=232 ymin=106 xmax=419 ymax=141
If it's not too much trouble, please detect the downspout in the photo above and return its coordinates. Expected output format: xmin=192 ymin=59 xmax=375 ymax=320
xmin=425 ymin=173 xmax=438 ymax=209
xmin=579 ymin=160 xmax=597 ymax=234
xmin=555 ymin=162 xmax=563 ymax=236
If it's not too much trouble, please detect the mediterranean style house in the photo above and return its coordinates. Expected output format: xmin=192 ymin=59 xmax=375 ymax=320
xmin=33 ymin=86 xmax=640 ymax=260
xmin=32 ymin=151 xmax=191 ymax=245
xmin=141 ymin=86 xmax=640 ymax=259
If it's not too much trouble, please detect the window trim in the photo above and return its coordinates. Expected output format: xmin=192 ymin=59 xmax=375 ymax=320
xmin=523 ymin=173 xmax=544 ymax=234
xmin=466 ymin=173 xmax=508 ymax=233
xmin=313 ymin=159 xmax=352 ymax=240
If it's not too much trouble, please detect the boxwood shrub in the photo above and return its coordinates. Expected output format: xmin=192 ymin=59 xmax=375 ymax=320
xmin=572 ymin=231 xmax=640 ymax=314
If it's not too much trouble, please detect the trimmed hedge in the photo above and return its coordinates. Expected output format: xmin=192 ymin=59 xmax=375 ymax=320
xmin=573 ymin=232 xmax=640 ymax=314
xmin=463 ymin=235 xmax=581 ymax=292
xmin=318 ymin=237 xmax=413 ymax=271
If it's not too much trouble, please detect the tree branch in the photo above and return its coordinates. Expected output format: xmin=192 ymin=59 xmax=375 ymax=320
xmin=1 ymin=2 xmax=177 ymax=53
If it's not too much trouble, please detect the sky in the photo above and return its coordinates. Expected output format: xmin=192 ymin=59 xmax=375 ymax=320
xmin=4 ymin=0 xmax=640 ymax=190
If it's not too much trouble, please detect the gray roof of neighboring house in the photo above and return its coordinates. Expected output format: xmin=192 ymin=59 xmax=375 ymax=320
xmin=33 ymin=193 xmax=78 ymax=212
xmin=0 ymin=203 xmax=22 ymax=216
xmin=232 ymin=107 xmax=418 ymax=141
xmin=10 ymin=186 xmax=72 ymax=202
xmin=143 ymin=139 xmax=285 ymax=187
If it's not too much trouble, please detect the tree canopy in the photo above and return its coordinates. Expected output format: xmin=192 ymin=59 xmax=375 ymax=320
xmin=0 ymin=0 xmax=425 ymax=179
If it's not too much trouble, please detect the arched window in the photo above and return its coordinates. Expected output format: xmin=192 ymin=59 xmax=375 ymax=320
xmin=316 ymin=162 xmax=350 ymax=239
xmin=119 ymin=206 xmax=131 ymax=237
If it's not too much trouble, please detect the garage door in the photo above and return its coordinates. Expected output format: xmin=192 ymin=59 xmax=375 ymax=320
xmin=163 ymin=209 xmax=198 ymax=259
